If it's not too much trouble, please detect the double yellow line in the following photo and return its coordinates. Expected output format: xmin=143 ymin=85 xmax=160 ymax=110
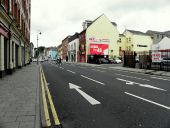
xmin=40 ymin=66 xmax=61 ymax=127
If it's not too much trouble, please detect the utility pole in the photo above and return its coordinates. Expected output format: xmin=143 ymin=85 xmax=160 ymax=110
xmin=37 ymin=32 xmax=41 ymax=65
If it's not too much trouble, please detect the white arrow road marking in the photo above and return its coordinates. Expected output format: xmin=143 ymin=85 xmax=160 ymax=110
xmin=67 ymin=70 xmax=75 ymax=74
xmin=115 ymin=73 xmax=150 ymax=81
xmin=125 ymin=92 xmax=170 ymax=110
xmin=69 ymin=83 xmax=101 ymax=105
xmin=81 ymin=75 xmax=105 ymax=85
xmin=116 ymin=78 xmax=167 ymax=91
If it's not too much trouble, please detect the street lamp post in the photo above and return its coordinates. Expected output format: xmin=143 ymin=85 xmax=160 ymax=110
xmin=37 ymin=32 xmax=41 ymax=65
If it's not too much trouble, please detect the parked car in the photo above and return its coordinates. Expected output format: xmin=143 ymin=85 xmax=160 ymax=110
xmin=44 ymin=57 xmax=48 ymax=61
xmin=112 ymin=58 xmax=122 ymax=64
xmin=39 ymin=58 xmax=44 ymax=62
xmin=160 ymin=57 xmax=170 ymax=66
xmin=32 ymin=58 xmax=37 ymax=62
xmin=96 ymin=58 xmax=110 ymax=64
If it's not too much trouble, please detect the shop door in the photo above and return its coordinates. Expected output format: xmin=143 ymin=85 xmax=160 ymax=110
xmin=4 ymin=38 xmax=7 ymax=70
xmin=15 ymin=44 xmax=19 ymax=68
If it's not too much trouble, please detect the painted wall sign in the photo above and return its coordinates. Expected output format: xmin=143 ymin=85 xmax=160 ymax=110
xmin=90 ymin=44 xmax=108 ymax=55
xmin=88 ymin=37 xmax=110 ymax=43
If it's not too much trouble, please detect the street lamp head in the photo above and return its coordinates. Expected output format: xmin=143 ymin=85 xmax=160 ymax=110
xmin=39 ymin=32 xmax=42 ymax=35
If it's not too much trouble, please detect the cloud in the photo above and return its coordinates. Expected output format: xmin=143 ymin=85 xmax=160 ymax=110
xmin=30 ymin=0 xmax=170 ymax=47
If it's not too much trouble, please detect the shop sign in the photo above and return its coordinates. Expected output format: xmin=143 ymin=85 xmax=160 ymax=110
xmin=88 ymin=37 xmax=110 ymax=43
xmin=90 ymin=44 xmax=108 ymax=55
xmin=152 ymin=52 xmax=161 ymax=62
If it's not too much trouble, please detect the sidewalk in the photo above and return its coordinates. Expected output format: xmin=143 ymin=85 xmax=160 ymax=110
xmin=0 ymin=63 xmax=40 ymax=128
xmin=109 ymin=66 xmax=170 ymax=77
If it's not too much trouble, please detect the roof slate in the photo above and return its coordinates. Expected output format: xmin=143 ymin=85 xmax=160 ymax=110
xmin=127 ymin=29 xmax=150 ymax=36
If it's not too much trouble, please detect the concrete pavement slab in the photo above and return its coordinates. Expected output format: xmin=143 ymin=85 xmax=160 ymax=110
xmin=150 ymin=71 xmax=165 ymax=75
xmin=0 ymin=63 xmax=40 ymax=128
xmin=161 ymin=72 xmax=170 ymax=77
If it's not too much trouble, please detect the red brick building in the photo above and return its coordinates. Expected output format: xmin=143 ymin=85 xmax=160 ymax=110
xmin=78 ymin=30 xmax=86 ymax=63
xmin=62 ymin=36 xmax=70 ymax=61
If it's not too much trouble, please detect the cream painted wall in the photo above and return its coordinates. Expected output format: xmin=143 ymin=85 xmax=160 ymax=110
xmin=123 ymin=30 xmax=153 ymax=53
xmin=86 ymin=14 xmax=119 ymax=60
xmin=123 ymin=31 xmax=134 ymax=51
xmin=133 ymin=35 xmax=153 ymax=52
xmin=68 ymin=38 xmax=79 ymax=62
xmin=117 ymin=35 xmax=128 ymax=57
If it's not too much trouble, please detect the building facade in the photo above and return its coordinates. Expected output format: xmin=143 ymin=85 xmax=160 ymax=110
xmin=56 ymin=44 xmax=62 ymax=59
xmin=49 ymin=47 xmax=57 ymax=60
xmin=44 ymin=47 xmax=51 ymax=57
xmin=78 ymin=30 xmax=86 ymax=62
xmin=123 ymin=30 xmax=153 ymax=53
xmin=30 ymin=42 xmax=34 ymax=58
xmin=62 ymin=36 xmax=70 ymax=62
xmin=68 ymin=33 xmax=79 ymax=62
xmin=85 ymin=14 xmax=119 ymax=63
xmin=0 ymin=0 xmax=31 ymax=77
xmin=146 ymin=30 xmax=170 ymax=44
xmin=117 ymin=34 xmax=127 ymax=58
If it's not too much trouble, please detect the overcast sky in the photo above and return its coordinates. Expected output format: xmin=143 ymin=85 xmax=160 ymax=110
xmin=30 ymin=0 xmax=170 ymax=47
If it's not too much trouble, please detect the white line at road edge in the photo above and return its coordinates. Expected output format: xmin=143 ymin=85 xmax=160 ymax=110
xmin=125 ymin=92 xmax=170 ymax=110
xmin=92 ymin=69 xmax=105 ymax=72
xmin=81 ymin=75 xmax=105 ymax=85
xmin=67 ymin=70 xmax=76 ymax=74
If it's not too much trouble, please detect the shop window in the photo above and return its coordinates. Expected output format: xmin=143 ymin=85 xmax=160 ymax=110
xmin=17 ymin=9 xmax=20 ymax=26
xmin=1 ymin=0 xmax=5 ymax=7
xmin=14 ymin=3 xmax=17 ymax=19
xmin=119 ymin=47 xmax=122 ymax=51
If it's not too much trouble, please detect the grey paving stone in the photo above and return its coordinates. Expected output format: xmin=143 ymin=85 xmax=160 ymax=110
xmin=0 ymin=64 xmax=40 ymax=128
xmin=19 ymin=122 xmax=34 ymax=128
xmin=0 ymin=116 xmax=17 ymax=123
xmin=16 ymin=115 xmax=35 ymax=122
xmin=0 ymin=122 xmax=19 ymax=128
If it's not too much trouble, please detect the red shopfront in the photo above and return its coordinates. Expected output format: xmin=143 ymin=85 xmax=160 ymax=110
xmin=87 ymin=43 xmax=109 ymax=63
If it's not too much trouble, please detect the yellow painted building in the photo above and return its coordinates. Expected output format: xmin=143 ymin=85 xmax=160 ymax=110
xmin=85 ymin=14 xmax=120 ymax=61
xmin=120 ymin=30 xmax=153 ymax=54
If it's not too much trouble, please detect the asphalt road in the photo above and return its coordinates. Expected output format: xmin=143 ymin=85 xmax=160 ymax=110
xmin=41 ymin=61 xmax=170 ymax=128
